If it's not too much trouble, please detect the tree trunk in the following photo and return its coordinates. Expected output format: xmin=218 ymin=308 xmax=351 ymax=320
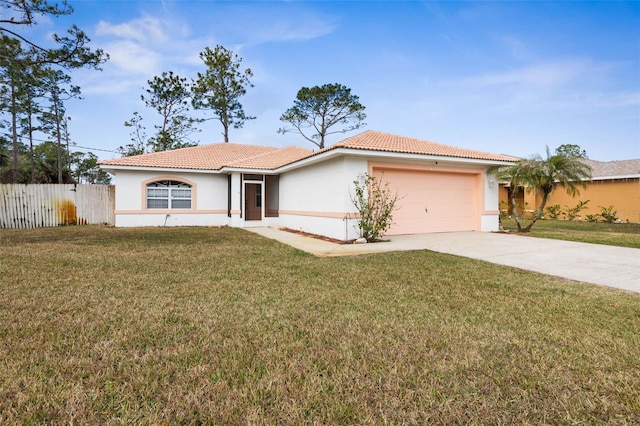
xmin=510 ymin=186 xmax=523 ymax=232
xmin=523 ymin=192 xmax=549 ymax=232
xmin=11 ymin=83 xmax=18 ymax=183
xmin=65 ymin=119 xmax=70 ymax=171
xmin=220 ymin=110 xmax=229 ymax=142
xmin=28 ymin=113 xmax=35 ymax=183
xmin=51 ymin=90 xmax=63 ymax=183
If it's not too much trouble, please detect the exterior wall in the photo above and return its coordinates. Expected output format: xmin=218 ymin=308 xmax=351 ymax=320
xmin=482 ymin=174 xmax=500 ymax=232
xmin=113 ymin=170 xmax=229 ymax=227
xmin=499 ymin=179 xmax=640 ymax=222
xmin=110 ymin=156 xmax=504 ymax=236
xmin=279 ymin=156 xmax=367 ymax=240
xmin=498 ymin=185 xmax=509 ymax=213
xmin=498 ymin=185 xmax=527 ymax=216
xmin=279 ymin=156 xmax=500 ymax=239
xmin=544 ymin=178 xmax=640 ymax=222
xmin=228 ymin=172 xmax=242 ymax=227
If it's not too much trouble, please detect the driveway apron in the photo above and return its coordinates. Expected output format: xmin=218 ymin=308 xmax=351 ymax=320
xmin=247 ymin=228 xmax=640 ymax=294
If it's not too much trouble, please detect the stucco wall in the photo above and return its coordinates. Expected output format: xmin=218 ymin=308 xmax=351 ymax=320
xmin=499 ymin=179 xmax=640 ymax=223
xmin=544 ymin=179 xmax=640 ymax=222
xmin=113 ymin=170 xmax=229 ymax=227
xmin=279 ymin=156 xmax=367 ymax=240
xmin=482 ymin=174 xmax=500 ymax=232
xmin=279 ymin=156 xmax=500 ymax=238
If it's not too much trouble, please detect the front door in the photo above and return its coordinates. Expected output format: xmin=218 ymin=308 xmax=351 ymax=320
xmin=245 ymin=183 xmax=262 ymax=221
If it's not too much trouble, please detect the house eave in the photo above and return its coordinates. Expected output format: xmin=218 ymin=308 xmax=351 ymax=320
xmin=99 ymin=164 xmax=221 ymax=174
xmin=274 ymin=147 xmax=517 ymax=173
xmin=591 ymin=174 xmax=640 ymax=181
xmin=220 ymin=167 xmax=279 ymax=174
xmin=100 ymin=163 xmax=284 ymax=176
xmin=99 ymin=148 xmax=518 ymax=175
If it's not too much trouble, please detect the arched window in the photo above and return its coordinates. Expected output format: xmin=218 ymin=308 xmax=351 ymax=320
xmin=146 ymin=180 xmax=192 ymax=209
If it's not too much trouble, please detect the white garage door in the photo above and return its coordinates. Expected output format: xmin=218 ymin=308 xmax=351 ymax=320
xmin=373 ymin=168 xmax=480 ymax=235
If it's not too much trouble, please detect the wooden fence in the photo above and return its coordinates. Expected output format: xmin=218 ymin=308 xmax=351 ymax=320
xmin=0 ymin=184 xmax=115 ymax=229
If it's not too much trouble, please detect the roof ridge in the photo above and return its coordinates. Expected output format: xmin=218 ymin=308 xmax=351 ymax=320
xmin=228 ymin=145 xmax=308 ymax=163
xmin=322 ymin=129 xmax=519 ymax=162
xmin=226 ymin=145 xmax=314 ymax=169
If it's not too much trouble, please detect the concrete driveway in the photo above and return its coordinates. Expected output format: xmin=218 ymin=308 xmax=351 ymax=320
xmin=247 ymin=228 xmax=640 ymax=294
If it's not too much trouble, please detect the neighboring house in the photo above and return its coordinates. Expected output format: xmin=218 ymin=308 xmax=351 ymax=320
xmin=498 ymin=158 xmax=640 ymax=223
xmin=99 ymin=130 xmax=517 ymax=241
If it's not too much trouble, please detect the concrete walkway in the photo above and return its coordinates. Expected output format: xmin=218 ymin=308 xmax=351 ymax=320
xmin=247 ymin=227 xmax=640 ymax=294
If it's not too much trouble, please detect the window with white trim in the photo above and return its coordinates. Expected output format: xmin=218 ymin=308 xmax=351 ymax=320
xmin=146 ymin=180 xmax=192 ymax=209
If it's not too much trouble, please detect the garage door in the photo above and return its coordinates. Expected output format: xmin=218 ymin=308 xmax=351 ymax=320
xmin=373 ymin=168 xmax=480 ymax=235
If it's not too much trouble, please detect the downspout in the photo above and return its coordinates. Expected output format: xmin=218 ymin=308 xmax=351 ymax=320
xmin=344 ymin=213 xmax=352 ymax=242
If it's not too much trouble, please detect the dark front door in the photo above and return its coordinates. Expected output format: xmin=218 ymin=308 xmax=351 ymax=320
xmin=245 ymin=183 xmax=262 ymax=221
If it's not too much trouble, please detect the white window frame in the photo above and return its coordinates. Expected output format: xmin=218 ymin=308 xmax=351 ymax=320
xmin=146 ymin=180 xmax=192 ymax=209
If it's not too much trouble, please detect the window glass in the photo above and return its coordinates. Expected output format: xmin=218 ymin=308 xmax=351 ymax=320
xmin=146 ymin=180 xmax=192 ymax=209
xmin=171 ymin=199 xmax=191 ymax=209
xmin=147 ymin=188 xmax=168 ymax=198
xmin=172 ymin=189 xmax=191 ymax=198
xmin=147 ymin=199 xmax=169 ymax=209
xmin=243 ymin=174 xmax=263 ymax=181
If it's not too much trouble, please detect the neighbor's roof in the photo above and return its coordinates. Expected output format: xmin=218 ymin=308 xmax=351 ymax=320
xmin=99 ymin=143 xmax=282 ymax=170
xmin=582 ymin=158 xmax=640 ymax=179
xmin=319 ymin=130 xmax=519 ymax=162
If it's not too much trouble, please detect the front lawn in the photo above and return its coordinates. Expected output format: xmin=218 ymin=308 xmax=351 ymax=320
xmin=1 ymin=226 xmax=638 ymax=424
xmin=501 ymin=217 xmax=640 ymax=248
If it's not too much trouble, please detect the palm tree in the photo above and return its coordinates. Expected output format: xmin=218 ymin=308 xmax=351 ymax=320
xmin=492 ymin=163 xmax=527 ymax=230
xmin=491 ymin=146 xmax=592 ymax=232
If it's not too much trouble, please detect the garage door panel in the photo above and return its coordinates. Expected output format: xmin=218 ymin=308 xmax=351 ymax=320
xmin=374 ymin=168 xmax=479 ymax=235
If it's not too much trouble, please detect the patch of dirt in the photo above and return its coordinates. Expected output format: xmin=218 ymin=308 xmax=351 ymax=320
xmin=280 ymin=228 xmax=354 ymax=245
xmin=279 ymin=228 xmax=393 ymax=245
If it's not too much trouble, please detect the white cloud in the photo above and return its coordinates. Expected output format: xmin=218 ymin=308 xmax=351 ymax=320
xmin=216 ymin=5 xmax=337 ymax=46
xmin=498 ymin=35 xmax=533 ymax=61
xmin=250 ymin=18 xmax=335 ymax=44
xmin=549 ymin=91 xmax=640 ymax=110
xmin=103 ymin=40 xmax=163 ymax=75
xmin=95 ymin=17 xmax=168 ymax=44
xmin=459 ymin=60 xmax=589 ymax=88
xmin=78 ymin=77 xmax=141 ymax=96
xmin=89 ymin=13 xmax=209 ymax=91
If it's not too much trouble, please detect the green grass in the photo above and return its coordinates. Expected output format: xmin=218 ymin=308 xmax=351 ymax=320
xmin=501 ymin=217 xmax=640 ymax=248
xmin=1 ymin=226 xmax=639 ymax=424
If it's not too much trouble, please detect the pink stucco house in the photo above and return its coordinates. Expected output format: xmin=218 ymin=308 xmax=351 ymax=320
xmin=99 ymin=130 xmax=517 ymax=241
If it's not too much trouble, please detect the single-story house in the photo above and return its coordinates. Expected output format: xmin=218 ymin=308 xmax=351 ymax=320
xmin=498 ymin=158 xmax=640 ymax=222
xmin=99 ymin=130 xmax=518 ymax=241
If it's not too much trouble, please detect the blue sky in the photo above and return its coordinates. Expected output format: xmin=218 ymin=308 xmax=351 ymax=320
xmin=21 ymin=0 xmax=640 ymax=161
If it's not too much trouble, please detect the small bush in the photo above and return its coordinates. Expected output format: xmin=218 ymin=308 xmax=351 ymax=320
xmin=585 ymin=214 xmax=599 ymax=223
xmin=351 ymin=173 xmax=400 ymax=242
xmin=545 ymin=204 xmax=562 ymax=220
xmin=499 ymin=200 xmax=510 ymax=219
xmin=598 ymin=205 xmax=619 ymax=223
xmin=563 ymin=200 xmax=590 ymax=221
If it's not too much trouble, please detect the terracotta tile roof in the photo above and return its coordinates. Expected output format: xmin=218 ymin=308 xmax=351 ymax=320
xmin=320 ymin=130 xmax=519 ymax=162
xmin=582 ymin=159 xmax=640 ymax=178
xmin=99 ymin=130 xmax=519 ymax=172
xmin=227 ymin=146 xmax=313 ymax=169
xmin=99 ymin=143 xmax=278 ymax=170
